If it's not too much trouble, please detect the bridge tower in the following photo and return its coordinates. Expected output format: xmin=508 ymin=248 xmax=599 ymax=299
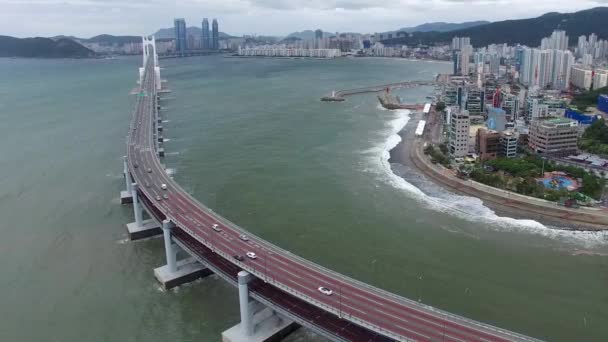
xmin=140 ymin=36 xmax=162 ymax=91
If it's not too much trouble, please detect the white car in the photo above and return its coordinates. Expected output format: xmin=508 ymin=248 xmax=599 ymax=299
xmin=212 ymin=224 xmax=222 ymax=232
xmin=239 ymin=234 xmax=249 ymax=241
xmin=246 ymin=252 xmax=257 ymax=259
xmin=155 ymin=195 xmax=162 ymax=201
xmin=318 ymin=287 xmax=333 ymax=296
xmin=161 ymin=184 xmax=167 ymax=190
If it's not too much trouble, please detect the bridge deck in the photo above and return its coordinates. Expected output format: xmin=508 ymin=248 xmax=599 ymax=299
xmin=125 ymin=52 xmax=542 ymax=342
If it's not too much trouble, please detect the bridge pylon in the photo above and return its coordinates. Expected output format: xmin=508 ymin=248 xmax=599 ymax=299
xmin=120 ymin=156 xmax=133 ymax=204
xmin=124 ymin=182 xmax=161 ymax=240
xmin=222 ymin=271 xmax=297 ymax=342
xmin=153 ymin=219 xmax=210 ymax=290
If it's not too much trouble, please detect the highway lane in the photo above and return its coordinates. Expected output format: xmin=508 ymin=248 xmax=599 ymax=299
xmin=126 ymin=61 xmax=540 ymax=342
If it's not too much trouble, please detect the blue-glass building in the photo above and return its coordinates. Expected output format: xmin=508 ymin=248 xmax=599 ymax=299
xmin=599 ymin=94 xmax=608 ymax=113
xmin=212 ymin=19 xmax=219 ymax=50
xmin=201 ymin=18 xmax=210 ymax=49
xmin=174 ymin=18 xmax=187 ymax=54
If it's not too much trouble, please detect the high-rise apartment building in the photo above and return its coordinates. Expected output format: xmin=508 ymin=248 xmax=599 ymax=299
xmin=212 ymin=19 xmax=219 ymax=50
xmin=593 ymin=69 xmax=608 ymax=90
xmin=449 ymin=108 xmax=470 ymax=157
xmin=451 ymin=36 xmax=471 ymax=50
xmin=571 ymin=65 xmax=593 ymax=90
xmin=201 ymin=18 xmax=210 ymax=49
xmin=541 ymin=30 xmax=568 ymax=51
xmin=174 ymin=18 xmax=187 ymax=54
xmin=552 ymin=50 xmax=574 ymax=91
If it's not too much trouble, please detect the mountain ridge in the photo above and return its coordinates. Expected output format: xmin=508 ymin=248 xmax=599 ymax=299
xmin=0 ymin=35 xmax=95 ymax=58
xmin=381 ymin=7 xmax=608 ymax=47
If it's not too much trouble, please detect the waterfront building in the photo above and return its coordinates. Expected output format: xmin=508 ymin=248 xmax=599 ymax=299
xmin=528 ymin=118 xmax=580 ymax=156
xmin=449 ymin=108 xmax=471 ymax=157
xmin=174 ymin=18 xmax=187 ymax=54
xmin=571 ymin=65 xmax=593 ymax=90
xmin=212 ymin=19 xmax=219 ymax=50
xmin=499 ymin=131 xmax=518 ymax=158
xmin=476 ymin=128 xmax=500 ymax=160
xmin=237 ymin=46 xmax=341 ymax=58
xmin=202 ymin=18 xmax=210 ymax=49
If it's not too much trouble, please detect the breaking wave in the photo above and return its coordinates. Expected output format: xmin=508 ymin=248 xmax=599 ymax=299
xmin=368 ymin=106 xmax=608 ymax=247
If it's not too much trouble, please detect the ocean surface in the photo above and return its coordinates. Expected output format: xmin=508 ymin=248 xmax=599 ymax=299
xmin=0 ymin=55 xmax=607 ymax=341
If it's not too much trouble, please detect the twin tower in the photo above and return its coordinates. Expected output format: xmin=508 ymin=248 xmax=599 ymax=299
xmin=174 ymin=17 xmax=219 ymax=54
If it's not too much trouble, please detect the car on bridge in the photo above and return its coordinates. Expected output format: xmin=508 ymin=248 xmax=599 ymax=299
xmin=233 ymin=255 xmax=245 ymax=262
xmin=161 ymin=183 xmax=168 ymax=190
xmin=155 ymin=195 xmax=162 ymax=201
xmin=246 ymin=252 xmax=257 ymax=259
xmin=318 ymin=287 xmax=333 ymax=296
xmin=212 ymin=224 xmax=222 ymax=232
xmin=239 ymin=234 xmax=249 ymax=241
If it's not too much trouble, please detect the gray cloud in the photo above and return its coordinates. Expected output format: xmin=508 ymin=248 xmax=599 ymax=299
xmin=0 ymin=0 xmax=604 ymax=38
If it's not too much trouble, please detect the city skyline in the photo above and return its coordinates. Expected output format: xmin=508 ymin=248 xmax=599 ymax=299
xmin=1 ymin=1 xmax=607 ymax=38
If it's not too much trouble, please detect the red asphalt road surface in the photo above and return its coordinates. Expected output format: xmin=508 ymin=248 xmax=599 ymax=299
xmin=125 ymin=60 xmax=541 ymax=342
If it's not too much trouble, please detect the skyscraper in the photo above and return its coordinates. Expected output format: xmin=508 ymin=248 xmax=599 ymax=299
xmin=212 ymin=19 xmax=219 ymax=50
xmin=174 ymin=18 xmax=187 ymax=54
xmin=315 ymin=29 xmax=323 ymax=40
xmin=201 ymin=18 xmax=210 ymax=49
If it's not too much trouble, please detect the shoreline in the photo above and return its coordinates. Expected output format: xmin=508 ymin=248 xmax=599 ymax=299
xmin=389 ymin=111 xmax=608 ymax=231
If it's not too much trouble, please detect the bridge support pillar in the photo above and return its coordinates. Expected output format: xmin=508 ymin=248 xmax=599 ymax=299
xmin=131 ymin=183 xmax=143 ymax=226
xmin=154 ymin=223 xmax=210 ymax=290
xmin=125 ymin=183 xmax=161 ymax=240
xmin=120 ymin=157 xmax=133 ymax=204
xmin=162 ymin=220 xmax=178 ymax=273
xmin=222 ymin=271 xmax=297 ymax=342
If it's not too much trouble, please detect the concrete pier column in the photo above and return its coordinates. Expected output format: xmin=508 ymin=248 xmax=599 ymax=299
xmin=131 ymin=183 xmax=143 ymax=227
xmin=123 ymin=157 xmax=132 ymax=193
xmin=222 ymin=271 xmax=297 ymax=341
xmin=162 ymin=220 xmax=177 ymax=273
xmin=238 ymin=271 xmax=253 ymax=336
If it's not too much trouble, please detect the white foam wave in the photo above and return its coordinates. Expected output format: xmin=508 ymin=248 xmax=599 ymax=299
xmin=370 ymin=108 xmax=608 ymax=247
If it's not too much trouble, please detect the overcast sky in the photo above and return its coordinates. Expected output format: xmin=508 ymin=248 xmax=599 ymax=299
xmin=1 ymin=0 xmax=607 ymax=38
